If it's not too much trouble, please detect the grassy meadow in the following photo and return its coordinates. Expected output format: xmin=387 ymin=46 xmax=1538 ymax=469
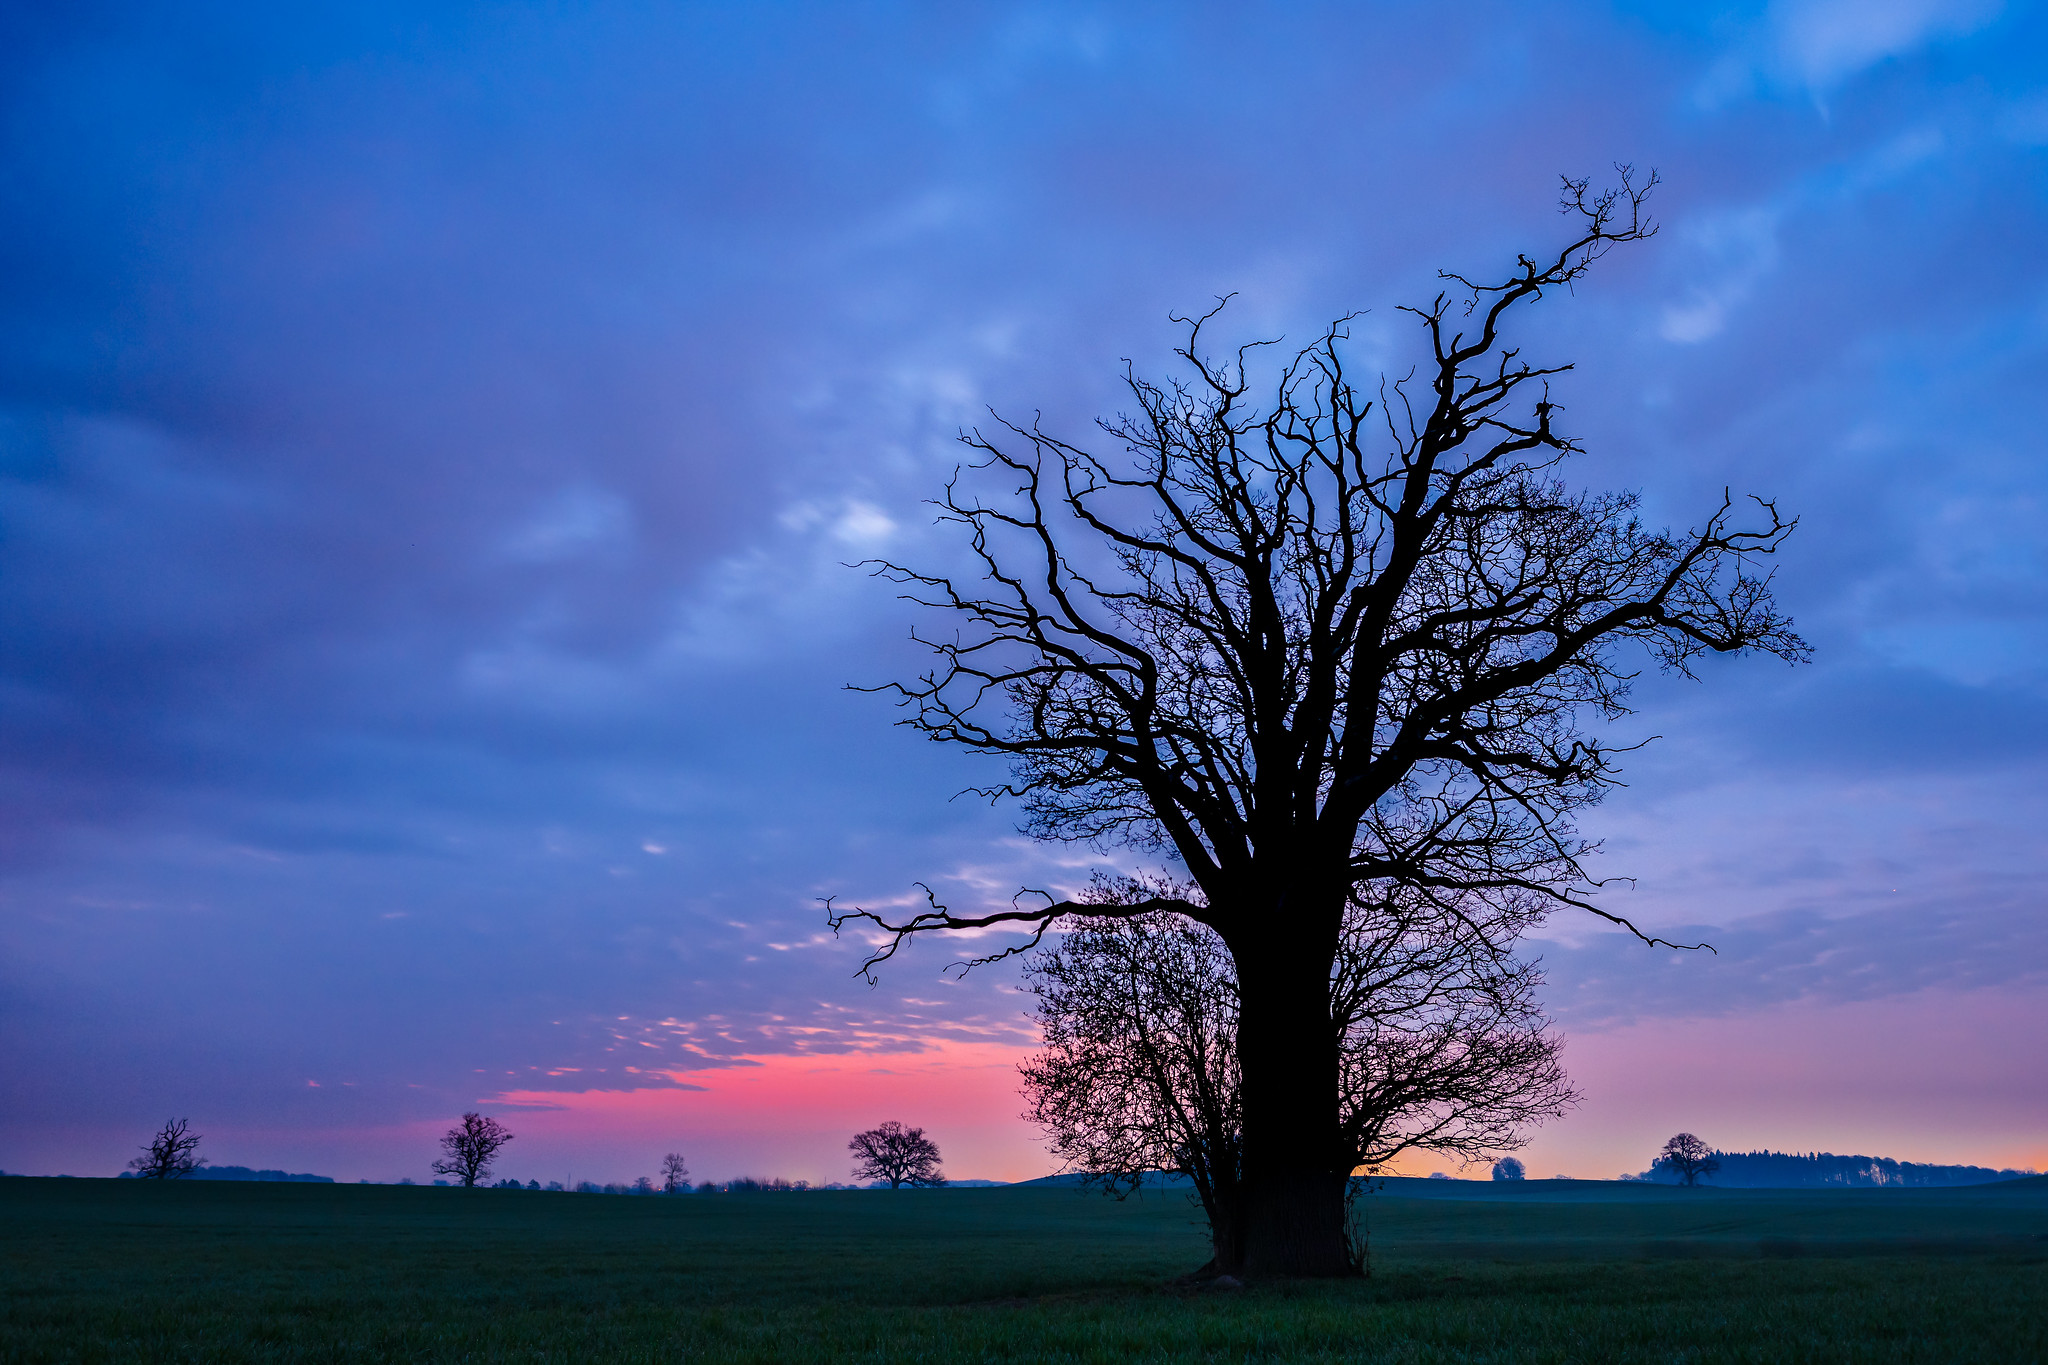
xmin=3 ymin=1172 xmax=2045 ymax=1362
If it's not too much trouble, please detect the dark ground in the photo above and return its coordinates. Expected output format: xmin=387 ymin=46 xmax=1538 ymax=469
xmin=3 ymin=1173 xmax=2044 ymax=1361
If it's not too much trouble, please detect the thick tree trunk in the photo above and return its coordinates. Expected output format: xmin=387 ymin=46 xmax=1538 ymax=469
xmin=1230 ymin=935 xmax=1355 ymax=1278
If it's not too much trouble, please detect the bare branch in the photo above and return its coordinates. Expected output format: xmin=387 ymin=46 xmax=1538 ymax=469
xmin=836 ymin=170 xmax=1800 ymax=1277
xmin=825 ymin=885 xmax=1203 ymax=982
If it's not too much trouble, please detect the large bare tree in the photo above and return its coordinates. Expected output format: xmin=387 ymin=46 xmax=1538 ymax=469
xmin=1018 ymin=873 xmax=1573 ymax=1272
xmin=833 ymin=171 xmax=1804 ymax=1275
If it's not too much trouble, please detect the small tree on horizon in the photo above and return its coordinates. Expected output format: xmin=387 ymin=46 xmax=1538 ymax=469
xmin=129 ymin=1118 xmax=206 ymax=1179
xmin=1657 ymin=1132 xmax=1720 ymax=1187
xmin=661 ymin=1152 xmax=690 ymax=1193
xmin=848 ymin=1121 xmax=946 ymax=1188
xmin=1491 ymin=1157 xmax=1527 ymax=1181
xmin=431 ymin=1113 xmax=514 ymax=1188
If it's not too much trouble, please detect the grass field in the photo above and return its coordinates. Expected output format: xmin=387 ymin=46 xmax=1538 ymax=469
xmin=4 ymin=1173 xmax=2045 ymax=1362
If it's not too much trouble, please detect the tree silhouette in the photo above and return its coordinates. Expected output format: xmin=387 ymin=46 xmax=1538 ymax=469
xmin=834 ymin=169 xmax=1804 ymax=1275
xmin=431 ymin=1113 xmax=513 ymax=1188
xmin=1019 ymin=891 xmax=1243 ymax=1257
xmin=1018 ymin=874 xmax=1572 ymax=1269
xmin=1658 ymin=1132 xmax=1720 ymax=1187
xmin=1491 ymin=1157 xmax=1527 ymax=1181
xmin=848 ymin=1121 xmax=945 ymax=1188
xmin=661 ymin=1152 xmax=690 ymax=1193
xmin=128 ymin=1118 xmax=205 ymax=1179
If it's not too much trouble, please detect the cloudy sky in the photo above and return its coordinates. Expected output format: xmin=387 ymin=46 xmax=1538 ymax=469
xmin=3 ymin=0 xmax=2045 ymax=1185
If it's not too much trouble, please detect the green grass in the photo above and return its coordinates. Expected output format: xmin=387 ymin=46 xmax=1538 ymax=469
xmin=3 ymin=1174 xmax=2045 ymax=1362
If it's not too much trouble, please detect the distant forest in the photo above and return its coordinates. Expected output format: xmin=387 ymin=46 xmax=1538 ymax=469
xmin=114 ymin=1165 xmax=335 ymax=1183
xmin=1630 ymin=1150 xmax=2038 ymax=1188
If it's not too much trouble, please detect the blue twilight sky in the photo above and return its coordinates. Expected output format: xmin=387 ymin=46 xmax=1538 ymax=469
xmin=3 ymin=0 xmax=2046 ymax=1184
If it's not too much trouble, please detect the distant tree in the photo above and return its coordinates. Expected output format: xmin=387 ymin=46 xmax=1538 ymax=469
xmin=1018 ymin=876 xmax=1573 ymax=1270
xmin=1491 ymin=1157 xmax=1527 ymax=1181
xmin=848 ymin=1121 xmax=946 ymax=1189
xmin=128 ymin=1118 xmax=206 ymax=1179
xmin=431 ymin=1113 xmax=514 ymax=1188
xmin=661 ymin=1152 xmax=690 ymax=1193
xmin=1657 ymin=1132 xmax=1720 ymax=1187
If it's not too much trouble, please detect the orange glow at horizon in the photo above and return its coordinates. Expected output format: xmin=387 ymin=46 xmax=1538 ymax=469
xmin=443 ymin=986 xmax=2047 ymax=1189
xmin=481 ymin=1040 xmax=1056 ymax=1184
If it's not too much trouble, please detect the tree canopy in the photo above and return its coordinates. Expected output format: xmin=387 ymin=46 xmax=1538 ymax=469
xmin=848 ymin=1121 xmax=946 ymax=1189
xmin=432 ymin=1113 xmax=514 ymax=1188
xmin=837 ymin=170 xmax=1803 ymax=1275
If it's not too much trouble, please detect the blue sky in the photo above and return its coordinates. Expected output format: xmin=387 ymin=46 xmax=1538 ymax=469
xmin=3 ymin=0 xmax=2045 ymax=1183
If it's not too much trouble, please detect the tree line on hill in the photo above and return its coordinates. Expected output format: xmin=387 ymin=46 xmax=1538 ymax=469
xmin=117 ymin=1166 xmax=333 ymax=1183
xmin=469 ymin=1177 xmax=874 ymax=1193
xmin=1628 ymin=1147 xmax=2038 ymax=1188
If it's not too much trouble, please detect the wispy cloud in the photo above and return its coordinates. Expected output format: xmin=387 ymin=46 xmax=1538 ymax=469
xmin=1697 ymin=0 xmax=2007 ymax=105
